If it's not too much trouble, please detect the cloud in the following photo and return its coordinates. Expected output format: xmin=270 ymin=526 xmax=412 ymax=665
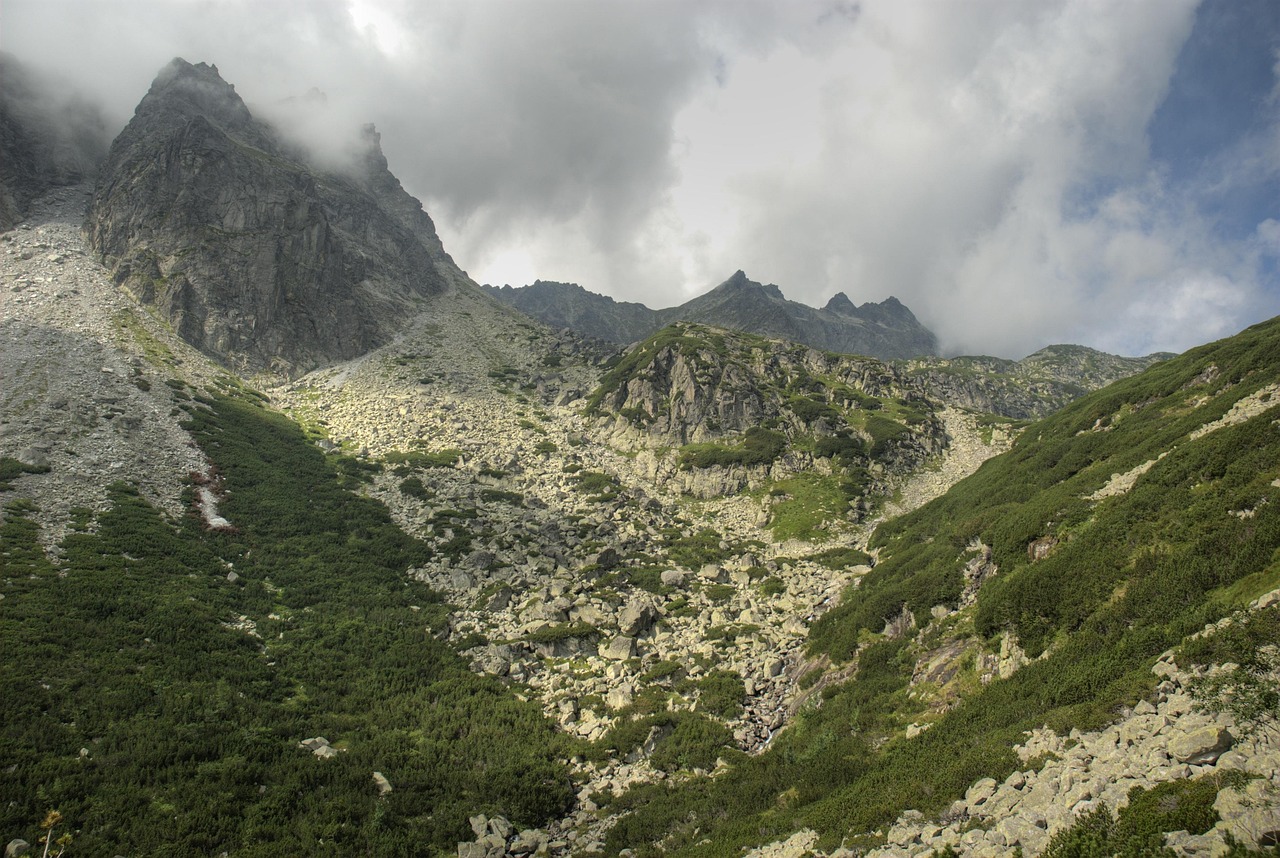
xmin=1 ymin=0 xmax=1275 ymax=357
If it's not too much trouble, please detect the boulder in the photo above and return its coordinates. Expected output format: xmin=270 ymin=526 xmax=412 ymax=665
xmin=618 ymin=600 xmax=658 ymax=637
xmin=660 ymin=569 xmax=688 ymax=587
xmin=589 ymin=547 xmax=619 ymax=570
xmin=965 ymin=777 xmax=998 ymax=809
xmin=1168 ymin=726 xmax=1234 ymax=765
xmin=601 ymin=635 xmax=637 ymax=661
xmin=699 ymin=563 xmax=727 ymax=582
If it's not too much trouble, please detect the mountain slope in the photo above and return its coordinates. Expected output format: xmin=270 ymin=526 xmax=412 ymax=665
xmin=486 ymin=280 xmax=660 ymax=345
xmin=487 ymin=270 xmax=939 ymax=360
xmin=607 ymin=315 xmax=1280 ymax=856
xmin=88 ymin=58 xmax=462 ymax=376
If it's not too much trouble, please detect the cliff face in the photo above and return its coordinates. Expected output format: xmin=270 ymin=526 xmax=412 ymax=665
xmin=88 ymin=58 xmax=457 ymax=376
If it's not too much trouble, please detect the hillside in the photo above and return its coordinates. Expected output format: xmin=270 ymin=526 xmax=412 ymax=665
xmin=904 ymin=344 xmax=1175 ymax=419
xmin=607 ymin=315 xmax=1280 ymax=857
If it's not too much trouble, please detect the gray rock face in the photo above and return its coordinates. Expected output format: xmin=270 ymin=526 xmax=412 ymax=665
xmin=88 ymin=58 xmax=457 ymax=376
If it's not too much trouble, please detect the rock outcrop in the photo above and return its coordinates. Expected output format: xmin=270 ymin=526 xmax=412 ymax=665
xmin=88 ymin=58 xmax=459 ymax=376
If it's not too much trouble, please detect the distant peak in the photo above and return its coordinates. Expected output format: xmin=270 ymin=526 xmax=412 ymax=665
xmin=714 ymin=270 xmax=783 ymax=300
xmin=825 ymin=292 xmax=857 ymax=314
xmin=153 ymin=57 xmax=227 ymax=88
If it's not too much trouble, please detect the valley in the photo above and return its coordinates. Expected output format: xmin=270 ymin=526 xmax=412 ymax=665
xmin=2 ymin=56 xmax=1278 ymax=858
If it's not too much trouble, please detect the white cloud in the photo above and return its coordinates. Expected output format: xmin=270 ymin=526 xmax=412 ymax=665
xmin=2 ymin=0 xmax=1275 ymax=357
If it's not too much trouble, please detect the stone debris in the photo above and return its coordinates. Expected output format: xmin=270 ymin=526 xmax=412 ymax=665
xmin=855 ymin=657 xmax=1280 ymax=857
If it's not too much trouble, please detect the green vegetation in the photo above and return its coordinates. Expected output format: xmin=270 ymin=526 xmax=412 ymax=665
xmin=1185 ymin=607 xmax=1280 ymax=738
xmin=766 ymin=473 xmax=859 ymax=541
xmin=573 ymin=470 xmax=621 ymax=503
xmin=0 ymin=392 xmax=573 ymax=855
xmin=605 ymin=317 xmax=1280 ymax=856
xmin=0 ymin=456 xmax=51 ymax=491
xmin=592 ymin=710 xmax=735 ymax=775
xmin=808 ymin=546 xmax=872 ymax=570
xmin=1041 ymin=775 xmax=1232 ymax=857
xmin=523 ymin=622 xmax=598 ymax=644
xmin=681 ymin=427 xmax=786 ymax=469
xmin=695 ymin=670 xmax=746 ymax=719
xmin=384 ymin=447 xmax=460 ymax=474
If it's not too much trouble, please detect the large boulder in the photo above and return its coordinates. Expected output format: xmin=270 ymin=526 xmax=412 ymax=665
xmin=1168 ymin=726 xmax=1234 ymax=765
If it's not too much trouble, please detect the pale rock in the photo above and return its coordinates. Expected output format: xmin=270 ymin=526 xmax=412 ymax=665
xmin=1214 ymin=778 xmax=1280 ymax=849
xmin=601 ymin=635 xmax=637 ymax=661
xmin=1169 ymin=726 xmax=1234 ymax=765
xmin=965 ymin=777 xmax=998 ymax=808
xmin=660 ymin=569 xmax=688 ymax=587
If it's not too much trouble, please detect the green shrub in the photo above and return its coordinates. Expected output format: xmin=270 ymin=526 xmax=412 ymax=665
xmin=696 ymin=671 xmax=745 ymax=719
xmin=399 ymin=476 xmax=434 ymax=500
xmin=0 ymin=457 xmax=50 ymax=491
xmin=681 ymin=427 xmax=787 ymax=470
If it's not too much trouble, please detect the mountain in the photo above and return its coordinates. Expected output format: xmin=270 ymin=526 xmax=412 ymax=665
xmin=486 ymin=280 xmax=660 ymax=345
xmin=2 ymin=57 xmax=1278 ymax=858
xmin=486 ymin=269 xmax=940 ymax=360
xmin=489 ymin=276 xmax=1173 ymax=412
xmin=905 ymin=344 xmax=1175 ymax=419
xmin=88 ymin=58 xmax=461 ymax=377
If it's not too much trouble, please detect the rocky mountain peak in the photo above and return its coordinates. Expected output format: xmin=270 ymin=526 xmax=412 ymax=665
xmin=711 ymin=270 xmax=785 ymax=301
xmin=87 ymin=59 xmax=457 ymax=377
xmin=135 ymin=58 xmax=258 ymax=140
xmin=824 ymin=291 xmax=857 ymax=314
